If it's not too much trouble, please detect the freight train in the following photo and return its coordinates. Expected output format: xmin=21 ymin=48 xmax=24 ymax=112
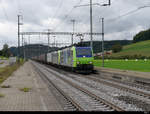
xmin=32 ymin=46 xmax=94 ymax=73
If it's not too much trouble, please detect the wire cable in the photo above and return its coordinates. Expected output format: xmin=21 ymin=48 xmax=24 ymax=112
xmin=53 ymin=0 xmax=83 ymax=31
xmin=106 ymin=5 xmax=150 ymax=22
xmin=0 ymin=0 xmax=9 ymax=21
xmin=49 ymin=0 xmax=64 ymax=27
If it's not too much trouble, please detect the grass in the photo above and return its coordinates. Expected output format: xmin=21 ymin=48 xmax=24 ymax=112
xmin=0 ymin=93 xmax=5 ymax=98
xmin=94 ymin=59 xmax=150 ymax=72
xmin=111 ymin=40 xmax=150 ymax=57
xmin=20 ymin=87 xmax=31 ymax=92
xmin=1 ymin=85 xmax=11 ymax=88
xmin=0 ymin=60 xmax=25 ymax=84
xmin=0 ymin=56 xmax=8 ymax=60
xmin=97 ymin=40 xmax=150 ymax=72
xmin=0 ymin=62 xmax=4 ymax=64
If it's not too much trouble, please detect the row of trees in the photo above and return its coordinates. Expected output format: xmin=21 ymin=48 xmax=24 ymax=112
xmin=0 ymin=44 xmax=11 ymax=57
xmin=133 ymin=29 xmax=150 ymax=43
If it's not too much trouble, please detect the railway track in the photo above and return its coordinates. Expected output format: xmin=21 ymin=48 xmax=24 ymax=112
xmin=85 ymin=75 xmax=150 ymax=99
xmin=44 ymin=63 xmax=150 ymax=100
xmin=32 ymin=62 xmax=84 ymax=111
xmin=41 ymin=62 xmax=150 ymax=111
xmin=45 ymin=63 xmax=150 ymax=92
xmin=32 ymin=61 xmax=124 ymax=111
xmin=94 ymin=73 xmax=150 ymax=91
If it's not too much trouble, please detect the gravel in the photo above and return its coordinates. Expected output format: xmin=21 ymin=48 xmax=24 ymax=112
xmin=34 ymin=61 xmax=150 ymax=111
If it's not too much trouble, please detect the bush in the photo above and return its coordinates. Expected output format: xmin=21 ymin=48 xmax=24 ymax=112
xmin=112 ymin=44 xmax=123 ymax=53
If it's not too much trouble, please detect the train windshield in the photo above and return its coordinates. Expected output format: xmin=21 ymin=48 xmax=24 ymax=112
xmin=76 ymin=47 xmax=92 ymax=57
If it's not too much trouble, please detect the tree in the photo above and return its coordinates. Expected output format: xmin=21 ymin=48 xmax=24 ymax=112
xmin=112 ymin=44 xmax=122 ymax=53
xmin=0 ymin=50 xmax=2 ymax=56
xmin=133 ymin=28 xmax=150 ymax=43
xmin=2 ymin=44 xmax=10 ymax=57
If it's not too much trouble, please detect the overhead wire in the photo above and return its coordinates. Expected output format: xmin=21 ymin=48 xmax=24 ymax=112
xmin=106 ymin=5 xmax=150 ymax=22
xmin=53 ymin=0 xmax=83 ymax=31
xmin=49 ymin=0 xmax=64 ymax=27
xmin=0 ymin=0 xmax=9 ymax=21
xmin=81 ymin=1 xmax=150 ymax=42
xmin=16 ymin=0 xmax=22 ymax=14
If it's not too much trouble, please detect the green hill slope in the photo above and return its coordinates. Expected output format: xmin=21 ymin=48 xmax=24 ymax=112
xmin=111 ymin=40 xmax=150 ymax=58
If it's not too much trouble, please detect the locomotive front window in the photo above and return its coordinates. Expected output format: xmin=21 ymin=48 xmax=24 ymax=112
xmin=76 ymin=48 xmax=92 ymax=57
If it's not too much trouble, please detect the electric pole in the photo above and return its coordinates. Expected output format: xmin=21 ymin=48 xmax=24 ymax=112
xmin=74 ymin=0 xmax=111 ymax=49
xmin=90 ymin=0 xmax=93 ymax=49
xmin=22 ymin=34 xmax=24 ymax=59
xmin=28 ymin=35 xmax=30 ymax=44
xmin=17 ymin=14 xmax=23 ymax=62
xmin=18 ymin=15 xmax=20 ymax=62
xmin=53 ymin=36 xmax=56 ymax=47
xmin=101 ymin=18 xmax=104 ymax=67
xmin=71 ymin=19 xmax=75 ymax=45
xmin=47 ymin=29 xmax=51 ymax=52
xmin=24 ymin=41 xmax=26 ymax=61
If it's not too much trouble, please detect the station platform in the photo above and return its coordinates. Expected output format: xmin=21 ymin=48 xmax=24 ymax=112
xmin=0 ymin=61 xmax=63 ymax=111
xmin=95 ymin=67 xmax=150 ymax=84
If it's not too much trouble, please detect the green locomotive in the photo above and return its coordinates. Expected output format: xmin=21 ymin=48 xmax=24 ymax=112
xmin=34 ymin=46 xmax=94 ymax=73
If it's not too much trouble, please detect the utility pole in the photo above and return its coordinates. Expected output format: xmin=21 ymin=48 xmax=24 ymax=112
xmin=28 ymin=35 xmax=31 ymax=58
xmin=90 ymin=0 xmax=93 ymax=49
xmin=24 ymin=41 xmax=26 ymax=61
xmin=47 ymin=29 xmax=51 ymax=52
xmin=74 ymin=0 xmax=111 ymax=49
xmin=22 ymin=34 xmax=24 ymax=59
xmin=56 ymin=41 xmax=58 ymax=47
xmin=101 ymin=18 xmax=104 ymax=67
xmin=17 ymin=14 xmax=23 ymax=62
xmin=17 ymin=15 xmax=20 ymax=62
xmin=71 ymin=19 xmax=75 ymax=45
xmin=28 ymin=35 xmax=30 ymax=44
xmin=53 ymin=36 xmax=56 ymax=47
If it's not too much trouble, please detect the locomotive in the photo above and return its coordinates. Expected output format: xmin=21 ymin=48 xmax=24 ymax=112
xmin=32 ymin=46 xmax=94 ymax=73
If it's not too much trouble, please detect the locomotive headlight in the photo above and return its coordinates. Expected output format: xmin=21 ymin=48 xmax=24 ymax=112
xmin=89 ymin=61 xmax=93 ymax=64
xmin=77 ymin=61 xmax=80 ymax=64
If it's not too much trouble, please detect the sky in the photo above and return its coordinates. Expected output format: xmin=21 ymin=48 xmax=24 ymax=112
xmin=0 ymin=0 xmax=150 ymax=49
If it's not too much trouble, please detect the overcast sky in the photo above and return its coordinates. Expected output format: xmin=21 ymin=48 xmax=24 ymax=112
xmin=0 ymin=0 xmax=150 ymax=49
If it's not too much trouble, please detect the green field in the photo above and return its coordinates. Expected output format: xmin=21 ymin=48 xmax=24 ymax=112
xmin=94 ymin=59 xmax=150 ymax=72
xmin=0 ymin=56 xmax=8 ymax=60
xmin=111 ymin=40 xmax=150 ymax=57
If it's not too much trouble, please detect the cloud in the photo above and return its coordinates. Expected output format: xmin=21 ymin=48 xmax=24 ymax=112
xmin=0 ymin=0 xmax=150 ymax=49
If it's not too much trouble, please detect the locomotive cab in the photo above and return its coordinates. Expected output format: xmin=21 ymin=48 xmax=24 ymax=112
xmin=74 ymin=47 xmax=94 ymax=73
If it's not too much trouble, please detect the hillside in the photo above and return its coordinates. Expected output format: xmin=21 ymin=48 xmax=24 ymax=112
xmin=8 ymin=40 xmax=132 ymax=57
xmin=76 ymin=40 xmax=132 ymax=53
xmin=110 ymin=40 xmax=150 ymax=58
xmin=9 ymin=44 xmax=59 ymax=59
xmin=133 ymin=28 xmax=150 ymax=43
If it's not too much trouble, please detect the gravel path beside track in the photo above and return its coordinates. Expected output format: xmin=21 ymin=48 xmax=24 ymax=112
xmin=0 ymin=61 xmax=63 ymax=111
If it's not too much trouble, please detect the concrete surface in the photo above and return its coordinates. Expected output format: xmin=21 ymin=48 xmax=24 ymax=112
xmin=0 ymin=61 xmax=63 ymax=111
xmin=95 ymin=67 xmax=150 ymax=84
